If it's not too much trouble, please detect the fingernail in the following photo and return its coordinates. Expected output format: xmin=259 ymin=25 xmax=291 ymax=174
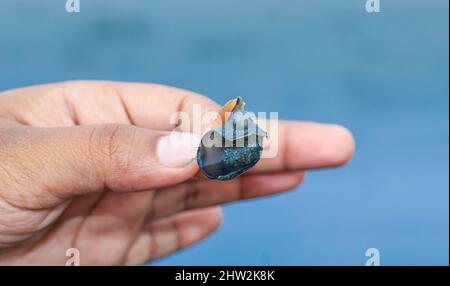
xmin=157 ymin=132 xmax=202 ymax=168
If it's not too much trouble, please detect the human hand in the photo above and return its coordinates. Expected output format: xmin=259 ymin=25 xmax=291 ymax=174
xmin=0 ymin=81 xmax=354 ymax=265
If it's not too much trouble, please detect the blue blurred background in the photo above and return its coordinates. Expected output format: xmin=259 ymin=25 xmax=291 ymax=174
xmin=0 ymin=0 xmax=448 ymax=265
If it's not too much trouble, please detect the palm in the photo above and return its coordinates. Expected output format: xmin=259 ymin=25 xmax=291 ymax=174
xmin=0 ymin=81 xmax=353 ymax=265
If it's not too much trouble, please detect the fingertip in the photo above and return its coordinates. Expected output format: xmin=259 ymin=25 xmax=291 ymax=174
xmin=273 ymin=171 xmax=305 ymax=192
xmin=199 ymin=206 xmax=223 ymax=231
xmin=326 ymin=124 xmax=355 ymax=167
xmin=156 ymin=132 xmax=202 ymax=168
xmin=178 ymin=207 xmax=223 ymax=245
xmin=297 ymin=171 xmax=307 ymax=186
xmin=209 ymin=206 xmax=224 ymax=229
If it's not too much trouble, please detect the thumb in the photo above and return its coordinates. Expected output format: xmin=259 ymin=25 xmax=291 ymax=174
xmin=0 ymin=123 xmax=201 ymax=208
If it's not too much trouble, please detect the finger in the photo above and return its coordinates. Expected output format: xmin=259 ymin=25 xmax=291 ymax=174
xmin=147 ymin=172 xmax=305 ymax=221
xmin=0 ymin=81 xmax=220 ymax=128
xmin=125 ymin=207 xmax=222 ymax=265
xmin=101 ymin=81 xmax=221 ymax=130
xmin=66 ymin=191 xmax=155 ymax=265
xmin=253 ymin=121 xmax=355 ymax=172
xmin=0 ymin=122 xmax=201 ymax=209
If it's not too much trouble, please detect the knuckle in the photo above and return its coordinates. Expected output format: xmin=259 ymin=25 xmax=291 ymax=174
xmin=89 ymin=124 xmax=137 ymax=176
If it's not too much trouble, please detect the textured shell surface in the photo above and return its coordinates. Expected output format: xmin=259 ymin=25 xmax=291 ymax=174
xmin=197 ymin=106 xmax=266 ymax=180
xmin=217 ymin=110 xmax=267 ymax=141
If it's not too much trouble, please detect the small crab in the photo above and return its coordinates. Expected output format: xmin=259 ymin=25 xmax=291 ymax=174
xmin=196 ymin=97 xmax=266 ymax=180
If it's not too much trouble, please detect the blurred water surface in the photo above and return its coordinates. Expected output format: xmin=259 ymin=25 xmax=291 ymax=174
xmin=0 ymin=0 xmax=448 ymax=265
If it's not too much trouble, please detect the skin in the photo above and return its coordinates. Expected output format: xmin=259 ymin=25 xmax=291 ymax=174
xmin=0 ymin=81 xmax=355 ymax=265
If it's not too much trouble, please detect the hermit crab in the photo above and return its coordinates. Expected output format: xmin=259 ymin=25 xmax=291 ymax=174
xmin=196 ymin=97 xmax=267 ymax=180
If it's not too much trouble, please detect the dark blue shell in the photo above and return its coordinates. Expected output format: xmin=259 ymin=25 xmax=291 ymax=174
xmin=197 ymin=110 xmax=266 ymax=180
